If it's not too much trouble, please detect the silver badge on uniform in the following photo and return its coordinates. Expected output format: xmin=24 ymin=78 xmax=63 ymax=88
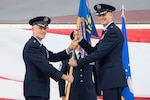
xmin=33 ymin=40 xmax=36 ymax=43
xmin=110 ymin=25 xmax=113 ymax=28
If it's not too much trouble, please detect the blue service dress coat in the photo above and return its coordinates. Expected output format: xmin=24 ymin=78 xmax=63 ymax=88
xmin=77 ymin=22 xmax=127 ymax=90
xmin=58 ymin=53 xmax=100 ymax=100
xmin=23 ymin=36 xmax=69 ymax=99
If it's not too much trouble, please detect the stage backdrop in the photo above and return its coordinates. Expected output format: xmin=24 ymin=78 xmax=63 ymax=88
xmin=0 ymin=24 xmax=150 ymax=100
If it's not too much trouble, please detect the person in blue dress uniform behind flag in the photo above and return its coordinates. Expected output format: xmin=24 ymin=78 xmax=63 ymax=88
xmin=58 ymin=32 xmax=100 ymax=100
xmin=69 ymin=4 xmax=127 ymax=100
xmin=23 ymin=16 xmax=74 ymax=100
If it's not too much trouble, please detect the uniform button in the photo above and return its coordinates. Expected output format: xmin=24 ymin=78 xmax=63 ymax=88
xmin=80 ymin=80 xmax=83 ymax=82
xmin=80 ymin=69 xmax=83 ymax=71
xmin=80 ymin=74 xmax=83 ymax=77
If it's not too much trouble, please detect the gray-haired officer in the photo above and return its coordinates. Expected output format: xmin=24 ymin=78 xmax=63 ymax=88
xmin=23 ymin=16 xmax=74 ymax=100
xmin=69 ymin=4 xmax=127 ymax=100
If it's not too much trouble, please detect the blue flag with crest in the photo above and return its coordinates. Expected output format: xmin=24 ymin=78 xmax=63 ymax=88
xmin=77 ymin=0 xmax=98 ymax=42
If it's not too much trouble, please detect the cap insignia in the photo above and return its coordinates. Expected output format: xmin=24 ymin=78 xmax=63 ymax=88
xmin=97 ymin=5 xmax=101 ymax=10
xmin=44 ymin=17 xmax=49 ymax=22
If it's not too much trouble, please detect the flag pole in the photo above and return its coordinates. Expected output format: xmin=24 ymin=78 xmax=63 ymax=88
xmin=121 ymin=4 xmax=125 ymax=17
xmin=121 ymin=5 xmax=126 ymax=100
xmin=65 ymin=17 xmax=80 ymax=100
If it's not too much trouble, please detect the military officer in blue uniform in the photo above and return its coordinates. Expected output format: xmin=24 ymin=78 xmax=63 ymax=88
xmin=23 ymin=16 xmax=74 ymax=100
xmin=58 ymin=36 xmax=100 ymax=100
xmin=69 ymin=4 xmax=127 ymax=100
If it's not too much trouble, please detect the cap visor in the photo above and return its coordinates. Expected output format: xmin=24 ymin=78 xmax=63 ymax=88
xmin=96 ymin=11 xmax=108 ymax=16
xmin=37 ymin=24 xmax=48 ymax=28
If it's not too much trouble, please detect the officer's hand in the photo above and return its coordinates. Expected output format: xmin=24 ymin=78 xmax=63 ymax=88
xmin=67 ymin=75 xmax=74 ymax=83
xmin=71 ymin=39 xmax=78 ymax=49
xmin=73 ymin=30 xmax=82 ymax=40
xmin=97 ymin=96 xmax=100 ymax=100
xmin=61 ymin=74 xmax=73 ymax=83
xmin=68 ymin=57 xmax=77 ymax=67
xmin=61 ymin=96 xmax=66 ymax=100
xmin=67 ymin=40 xmax=78 ymax=53
xmin=70 ymin=30 xmax=82 ymax=40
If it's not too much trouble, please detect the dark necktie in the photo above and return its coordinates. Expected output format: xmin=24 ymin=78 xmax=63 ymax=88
xmin=78 ymin=52 xmax=81 ymax=59
xmin=42 ymin=44 xmax=49 ymax=58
